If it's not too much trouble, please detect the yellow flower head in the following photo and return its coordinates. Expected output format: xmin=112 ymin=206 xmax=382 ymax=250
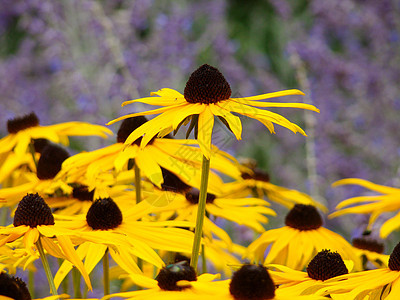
xmin=246 ymin=204 xmax=361 ymax=271
xmin=107 ymin=64 xmax=319 ymax=159
xmin=0 ymin=193 xmax=92 ymax=290
xmin=330 ymin=178 xmax=400 ymax=238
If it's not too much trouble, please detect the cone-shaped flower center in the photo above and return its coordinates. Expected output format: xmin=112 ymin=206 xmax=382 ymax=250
xmin=307 ymin=250 xmax=348 ymax=281
xmin=86 ymin=198 xmax=123 ymax=230
xmin=7 ymin=112 xmax=39 ymax=134
xmin=160 ymin=168 xmax=191 ymax=193
xmin=36 ymin=144 xmax=69 ymax=180
xmin=0 ymin=272 xmax=31 ymax=300
xmin=241 ymin=169 xmax=270 ymax=182
xmin=185 ymin=187 xmax=216 ymax=205
xmin=184 ymin=64 xmax=232 ymax=104
xmin=72 ymin=186 xmax=94 ymax=202
xmin=156 ymin=261 xmax=197 ymax=291
xmin=229 ymin=264 xmax=275 ymax=300
xmin=117 ymin=116 xmax=148 ymax=144
xmin=389 ymin=242 xmax=400 ymax=271
xmin=13 ymin=193 xmax=55 ymax=228
xmin=352 ymin=236 xmax=384 ymax=254
xmin=32 ymin=138 xmax=50 ymax=154
xmin=285 ymin=204 xmax=323 ymax=230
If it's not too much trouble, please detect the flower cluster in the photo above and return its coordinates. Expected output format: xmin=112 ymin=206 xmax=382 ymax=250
xmin=2 ymin=60 xmax=400 ymax=300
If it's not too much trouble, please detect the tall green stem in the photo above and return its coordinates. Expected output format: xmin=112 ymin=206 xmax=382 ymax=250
xmin=190 ymin=155 xmax=210 ymax=272
xmin=58 ymin=258 xmax=69 ymax=295
xmin=72 ymin=267 xmax=82 ymax=298
xmin=28 ymin=268 xmax=35 ymax=298
xmin=103 ymin=248 xmax=110 ymax=296
xmin=201 ymin=244 xmax=207 ymax=273
xmin=36 ymin=237 xmax=58 ymax=298
xmin=134 ymin=163 xmax=141 ymax=204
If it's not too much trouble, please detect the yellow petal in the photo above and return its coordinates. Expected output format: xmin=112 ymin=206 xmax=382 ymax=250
xmin=232 ymin=89 xmax=305 ymax=101
xmin=211 ymin=104 xmax=242 ymax=140
xmin=197 ymin=106 xmax=214 ymax=160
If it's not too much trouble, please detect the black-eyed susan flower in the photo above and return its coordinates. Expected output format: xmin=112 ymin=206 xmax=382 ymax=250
xmin=107 ymin=64 xmax=319 ymax=159
xmin=0 ymin=193 xmax=91 ymax=291
xmin=0 ymin=112 xmax=112 ymax=158
xmin=322 ymin=241 xmax=400 ymax=299
xmin=246 ymin=204 xmax=360 ymax=270
xmin=267 ymin=250 xmax=351 ymax=297
xmin=0 ymin=144 xmax=72 ymax=208
xmin=147 ymin=186 xmax=276 ymax=247
xmin=330 ymin=178 xmax=400 ymax=238
xmin=58 ymin=116 xmax=235 ymax=192
xmin=352 ymin=233 xmax=389 ymax=268
xmin=53 ymin=197 xmax=196 ymax=288
xmin=103 ymin=261 xmax=221 ymax=300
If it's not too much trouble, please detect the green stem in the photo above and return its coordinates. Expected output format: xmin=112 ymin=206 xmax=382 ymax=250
xmin=28 ymin=268 xmax=35 ymax=298
xmin=103 ymin=248 xmax=110 ymax=296
xmin=36 ymin=237 xmax=58 ymax=297
xmin=134 ymin=163 xmax=141 ymax=204
xmin=72 ymin=267 xmax=82 ymax=298
xmin=201 ymin=244 xmax=207 ymax=273
xmin=190 ymin=155 xmax=210 ymax=272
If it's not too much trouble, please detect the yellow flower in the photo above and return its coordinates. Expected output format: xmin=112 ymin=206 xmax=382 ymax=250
xmin=0 ymin=112 xmax=112 ymax=157
xmin=322 ymin=241 xmax=400 ymax=299
xmin=267 ymin=250 xmax=353 ymax=297
xmin=0 ymin=193 xmax=92 ymax=290
xmin=53 ymin=197 xmax=196 ymax=288
xmin=330 ymin=178 xmax=400 ymax=238
xmin=107 ymin=64 xmax=319 ymax=159
xmin=0 ymin=144 xmax=73 ymax=208
xmin=103 ymin=262 xmax=220 ymax=300
xmin=351 ymin=234 xmax=389 ymax=268
xmin=58 ymin=116 xmax=239 ymax=193
xmin=146 ymin=187 xmax=275 ymax=247
xmin=246 ymin=204 xmax=361 ymax=271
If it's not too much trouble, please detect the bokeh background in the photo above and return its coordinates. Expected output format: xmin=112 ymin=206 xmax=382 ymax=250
xmin=1 ymin=0 xmax=400 ymax=246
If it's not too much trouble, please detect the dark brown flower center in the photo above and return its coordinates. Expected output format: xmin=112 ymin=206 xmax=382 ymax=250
xmin=7 ymin=112 xmax=39 ymax=134
xmin=72 ymin=186 xmax=94 ymax=202
xmin=13 ymin=193 xmax=55 ymax=228
xmin=352 ymin=237 xmax=384 ymax=254
xmin=36 ymin=144 xmax=69 ymax=180
xmin=156 ymin=261 xmax=197 ymax=291
xmin=116 ymin=116 xmax=149 ymax=144
xmin=389 ymin=242 xmax=400 ymax=271
xmin=0 ymin=272 xmax=31 ymax=300
xmin=86 ymin=198 xmax=123 ymax=230
xmin=241 ymin=169 xmax=270 ymax=182
xmin=184 ymin=64 xmax=231 ymax=104
xmin=229 ymin=264 xmax=275 ymax=300
xmin=185 ymin=188 xmax=216 ymax=205
xmin=285 ymin=204 xmax=323 ymax=230
xmin=32 ymin=138 xmax=50 ymax=154
xmin=160 ymin=168 xmax=191 ymax=193
xmin=307 ymin=250 xmax=348 ymax=281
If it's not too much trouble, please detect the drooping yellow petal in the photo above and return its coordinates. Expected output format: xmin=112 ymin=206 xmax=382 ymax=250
xmin=135 ymin=150 xmax=163 ymax=188
xmin=57 ymin=235 xmax=92 ymax=291
xmin=211 ymin=103 xmax=242 ymax=140
xmin=197 ymin=106 xmax=214 ymax=160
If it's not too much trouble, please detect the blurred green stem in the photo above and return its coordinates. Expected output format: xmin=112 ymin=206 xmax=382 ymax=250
xmin=190 ymin=155 xmax=210 ymax=272
xmin=36 ymin=237 xmax=58 ymax=298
